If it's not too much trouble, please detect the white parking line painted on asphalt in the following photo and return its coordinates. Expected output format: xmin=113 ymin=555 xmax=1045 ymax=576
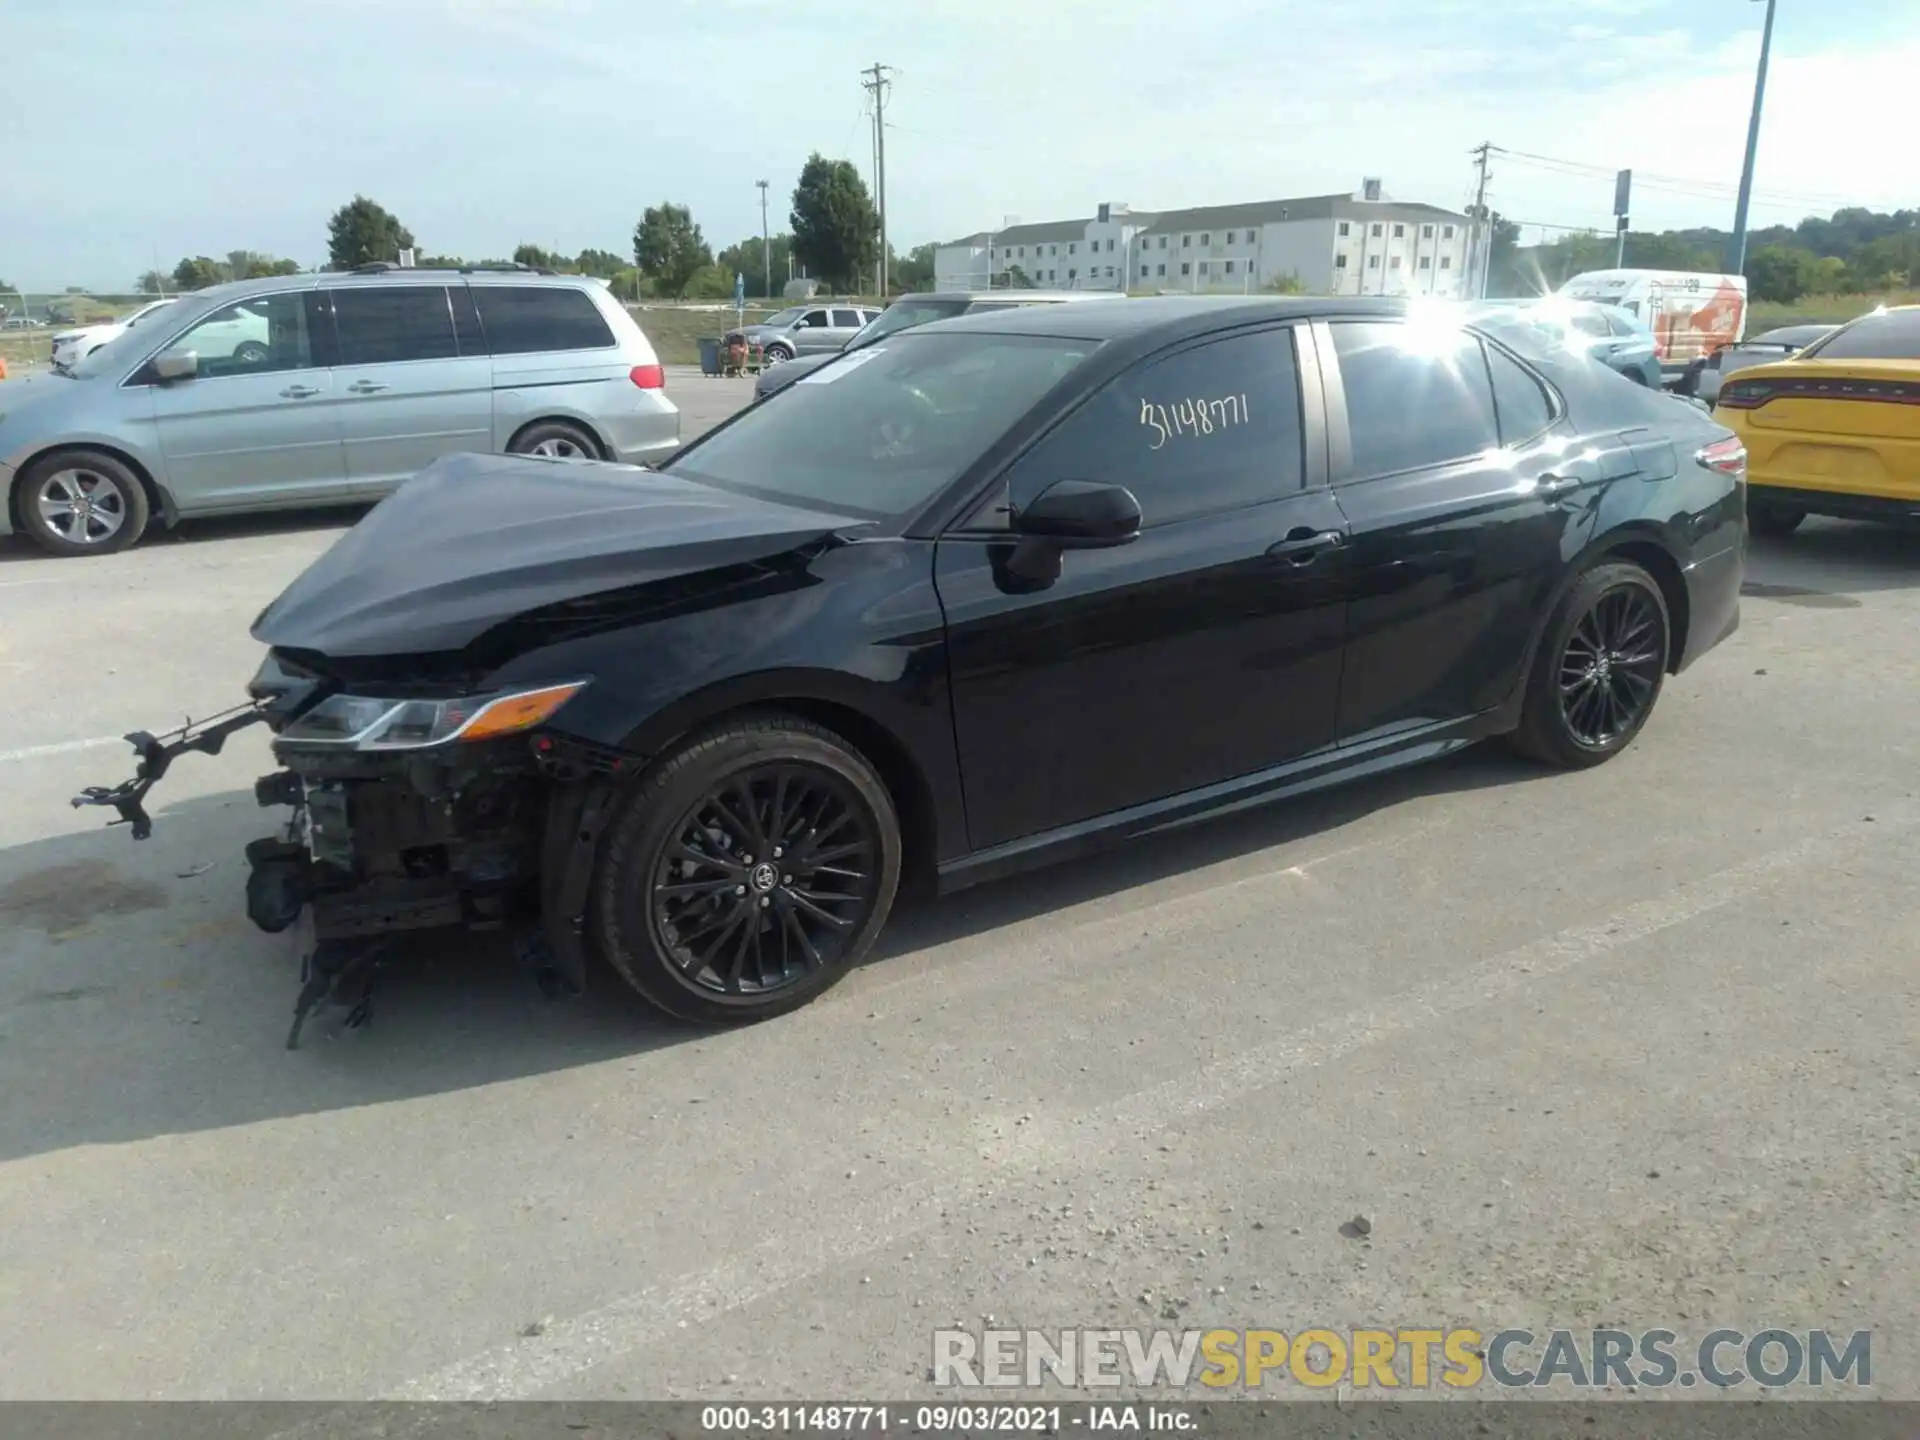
xmin=363 ymin=811 xmax=1904 ymax=1406
xmin=0 ymin=736 xmax=126 ymax=764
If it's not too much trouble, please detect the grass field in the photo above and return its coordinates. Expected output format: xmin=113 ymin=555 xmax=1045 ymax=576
xmin=627 ymin=304 xmax=782 ymax=366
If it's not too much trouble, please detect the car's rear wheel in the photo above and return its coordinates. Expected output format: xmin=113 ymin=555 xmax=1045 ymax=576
xmin=15 ymin=450 xmax=151 ymax=557
xmin=592 ymin=714 xmax=901 ymax=1024
xmin=509 ymin=420 xmax=601 ymax=461
xmin=763 ymin=342 xmax=794 ymax=364
xmin=1747 ymin=497 xmax=1806 ymax=538
xmin=1509 ymin=561 xmax=1670 ymax=770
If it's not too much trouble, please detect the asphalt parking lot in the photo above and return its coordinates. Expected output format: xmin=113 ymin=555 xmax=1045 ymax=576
xmin=1 ymin=384 xmax=1916 ymax=1402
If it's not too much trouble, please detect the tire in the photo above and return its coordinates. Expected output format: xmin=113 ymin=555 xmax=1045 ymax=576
xmin=591 ymin=713 xmax=902 ymax=1024
xmin=15 ymin=449 xmax=151 ymax=557
xmin=508 ymin=419 xmax=602 ymax=461
xmin=764 ymin=342 xmax=794 ymax=364
xmin=1508 ymin=561 xmax=1671 ymax=770
xmin=232 ymin=340 xmax=269 ymax=366
xmin=1747 ymin=496 xmax=1806 ymax=538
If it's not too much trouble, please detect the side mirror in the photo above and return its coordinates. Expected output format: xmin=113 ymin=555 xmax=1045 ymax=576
xmin=153 ymin=349 xmax=198 ymax=382
xmin=1014 ymin=479 xmax=1142 ymax=548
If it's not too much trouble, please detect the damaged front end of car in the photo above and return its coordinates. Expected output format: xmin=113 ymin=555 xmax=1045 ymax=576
xmin=70 ymin=450 xmax=864 ymax=1047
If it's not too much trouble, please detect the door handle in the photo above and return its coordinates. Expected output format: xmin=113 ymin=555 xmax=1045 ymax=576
xmin=346 ymin=379 xmax=389 ymax=394
xmin=279 ymin=384 xmax=320 ymax=399
xmin=1537 ymin=473 xmax=1581 ymax=499
xmin=1266 ymin=529 xmax=1346 ymax=564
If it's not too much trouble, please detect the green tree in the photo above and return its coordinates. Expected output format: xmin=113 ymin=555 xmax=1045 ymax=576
xmin=135 ymin=270 xmax=169 ymax=294
xmin=1745 ymin=244 xmax=1818 ymax=304
xmin=893 ymin=242 xmax=939 ymax=292
xmin=1851 ymin=232 xmax=1920 ymax=290
xmin=172 ymin=256 xmax=226 ymax=290
xmin=789 ymin=154 xmax=878 ymax=291
xmin=512 ymin=243 xmax=572 ymax=271
xmin=715 ymin=233 xmax=794 ymax=298
xmin=416 ymin=253 xmax=466 ymax=268
xmin=225 ymin=250 xmax=300 ymax=280
xmin=575 ymin=247 xmax=627 ymax=279
xmin=1262 ymin=272 xmax=1306 ymax=294
xmin=632 ymin=202 xmax=712 ymax=298
xmin=326 ymin=195 xmax=417 ymax=270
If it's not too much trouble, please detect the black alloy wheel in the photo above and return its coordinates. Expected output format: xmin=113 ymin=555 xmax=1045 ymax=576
xmin=1556 ymin=584 xmax=1665 ymax=747
xmin=593 ymin=715 xmax=901 ymax=1023
xmin=652 ymin=765 xmax=879 ymax=994
xmin=1509 ymin=561 xmax=1670 ymax=769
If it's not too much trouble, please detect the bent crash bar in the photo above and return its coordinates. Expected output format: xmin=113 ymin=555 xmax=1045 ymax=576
xmin=71 ymin=701 xmax=269 ymax=840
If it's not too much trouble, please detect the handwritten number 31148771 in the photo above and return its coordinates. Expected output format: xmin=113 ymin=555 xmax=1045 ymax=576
xmin=1140 ymin=395 xmax=1250 ymax=450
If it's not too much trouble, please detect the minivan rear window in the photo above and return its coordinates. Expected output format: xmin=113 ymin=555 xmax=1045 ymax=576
xmin=473 ymin=286 xmax=617 ymax=355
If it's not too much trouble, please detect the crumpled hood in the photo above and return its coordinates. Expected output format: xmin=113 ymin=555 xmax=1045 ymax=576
xmin=251 ymin=451 xmax=866 ymax=658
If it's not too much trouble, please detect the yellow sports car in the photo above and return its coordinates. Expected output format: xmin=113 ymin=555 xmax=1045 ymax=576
xmin=1715 ymin=305 xmax=1920 ymax=537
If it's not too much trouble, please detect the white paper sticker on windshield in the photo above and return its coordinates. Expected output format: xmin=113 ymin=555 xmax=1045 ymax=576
xmin=795 ymin=348 xmax=886 ymax=384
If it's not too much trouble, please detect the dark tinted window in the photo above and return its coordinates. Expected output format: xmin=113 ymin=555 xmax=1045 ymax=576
xmin=669 ymin=333 xmax=1092 ymax=519
xmin=1485 ymin=345 xmax=1553 ymax=444
xmin=1801 ymin=309 xmax=1920 ymax=361
xmin=330 ymin=286 xmax=457 ymax=365
xmin=832 ymin=309 xmax=863 ymax=328
xmin=471 ymin=285 xmax=617 ymax=354
xmin=1007 ymin=327 xmax=1305 ymax=528
xmin=1329 ymin=321 xmax=1500 ymax=479
xmin=448 ymin=286 xmax=485 ymax=356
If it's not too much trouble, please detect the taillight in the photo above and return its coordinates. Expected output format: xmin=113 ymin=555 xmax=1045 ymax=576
xmin=1695 ymin=436 xmax=1747 ymax=477
xmin=630 ymin=363 xmax=665 ymax=389
xmin=1715 ymin=381 xmax=1768 ymax=409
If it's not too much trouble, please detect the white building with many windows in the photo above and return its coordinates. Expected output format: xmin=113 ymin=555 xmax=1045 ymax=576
xmin=934 ymin=183 xmax=1474 ymax=298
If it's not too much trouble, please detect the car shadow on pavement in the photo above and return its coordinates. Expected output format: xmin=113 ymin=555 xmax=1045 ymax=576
xmin=0 ymin=506 xmax=370 ymax=565
xmin=0 ymin=741 xmax=1548 ymax=1165
xmin=1743 ymin=520 xmax=1920 ymax=599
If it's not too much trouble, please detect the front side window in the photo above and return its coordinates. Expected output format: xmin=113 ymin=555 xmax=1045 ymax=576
xmin=668 ymin=333 xmax=1094 ymax=519
xmin=1005 ymin=327 xmax=1305 ymax=529
xmin=473 ymin=285 xmax=616 ymax=354
xmin=1329 ymin=321 xmax=1500 ymax=479
xmin=164 ymin=292 xmax=314 ymax=378
xmin=1801 ymin=308 xmax=1920 ymax=360
xmin=329 ymin=285 xmax=457 ymax=365
xmin=800 ymin=309 xmax=831 ymax=329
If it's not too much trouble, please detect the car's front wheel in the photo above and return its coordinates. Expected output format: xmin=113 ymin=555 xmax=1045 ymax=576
xmin=1747 ymin=497 xmax=1806 ymax=538
xmin=1509 ymin=560 xmax=1671 ymax=769
xmin=592 ymin=714 xmax=902 ymax=1023
xmin=15 ymin=449 xmax=151 ymax=556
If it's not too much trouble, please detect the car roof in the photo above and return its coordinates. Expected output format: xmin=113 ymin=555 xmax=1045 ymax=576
xmin=894 ymin=290 xmax=1113 ymax=305
xmin=157 ymin=267 xmax=606 ymax=306
xmin=911 ymin=294 xmax=1410 ymax=342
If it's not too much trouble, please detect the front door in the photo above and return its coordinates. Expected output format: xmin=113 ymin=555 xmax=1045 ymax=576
xmin=322 ymin=283 xmax=494 ymax=492
xmin=1318 ymin=319 xmax=1620 ymax=743
xmin=792 ymin=308 xmax=837 ymax=354
xmin=937 ymin=323 xmax=1352 ymax=851
xmin=148 ymin=290 xmax=348 ymax=511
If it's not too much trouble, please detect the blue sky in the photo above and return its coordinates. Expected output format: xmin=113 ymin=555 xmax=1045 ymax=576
xmin=4 ymin=0 xmax=1910 ymax=290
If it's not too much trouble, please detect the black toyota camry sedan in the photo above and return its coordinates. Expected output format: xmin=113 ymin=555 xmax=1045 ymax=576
xmin=82 ymin=296 xmax=1746 ymax=1035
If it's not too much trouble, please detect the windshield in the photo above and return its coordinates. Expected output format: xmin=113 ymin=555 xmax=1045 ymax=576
xmin=1799 ymin=309 xmax=1920 ymax=361
xmin=124 ymin=300 xmax=176 ymax=328
xmin=849 ymin=299 xmax=972 ymax=349
xmin=757 ymin=307 xmax=808 ymax=328
xmin=667 ymin=332 xmax=1095 ymax=519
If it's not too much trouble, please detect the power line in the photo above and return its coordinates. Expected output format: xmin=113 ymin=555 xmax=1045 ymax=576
xmin=1490 ymin=145 xmax=1854 ymax=210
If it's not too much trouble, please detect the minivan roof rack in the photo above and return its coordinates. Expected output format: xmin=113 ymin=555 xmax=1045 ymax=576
xmin=343 ymin=260 xmax=561 ymax=277
xmin=457 ymin=262 xmax=558 ymax=275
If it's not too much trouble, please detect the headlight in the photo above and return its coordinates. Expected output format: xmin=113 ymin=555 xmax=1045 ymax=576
xmin=277 ymin=681 xmax=587 ymax=750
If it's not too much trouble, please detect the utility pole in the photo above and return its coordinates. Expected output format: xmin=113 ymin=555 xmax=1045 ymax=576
xmin=862 ymin=62 xmax=893 ymax=298
xmin=1727 ymin=0 xmax=1777 ymax=274
xmin=756 ymin=179 xmax=771 ymax=300
xmin=1468 ymin=142 xmax=1493 ymax=299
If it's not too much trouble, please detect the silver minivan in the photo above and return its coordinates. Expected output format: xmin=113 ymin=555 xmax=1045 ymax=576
xmin=0 ymin=266 xmax=679 ymax=556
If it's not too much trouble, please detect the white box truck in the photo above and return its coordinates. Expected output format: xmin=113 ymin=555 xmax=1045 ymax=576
xmin=1557 ymin=269 xmax=1748 ymax=384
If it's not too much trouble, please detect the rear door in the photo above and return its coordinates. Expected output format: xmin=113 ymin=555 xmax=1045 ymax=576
xmin=322 ymin=283 xmax=493 ymax=492
xmin=1322 ymin=319 xmax=1607 ymax=742
xmin=147 ymin=289 xmax=349 ymax=510
xmin=829 ymin=309 xmax=867 ymax=348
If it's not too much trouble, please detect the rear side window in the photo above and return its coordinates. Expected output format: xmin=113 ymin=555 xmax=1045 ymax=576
xmin=330 ymin=286 xmax=458 ymax=365
xmin=1329 ymin=321 xmax=1500 ymax=479
xmin=472 ymin=285 xmax=617 ymax=355
xmin=1802 ymin=308 xmax=1920 ymax=361
xmin=832 ymin=309 xmax=863 ymax=328
xmin=1485 ymin=345 xmax=1554 ymax=444
xmin=1007 ymin=327 xmax=1305 ymax=528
